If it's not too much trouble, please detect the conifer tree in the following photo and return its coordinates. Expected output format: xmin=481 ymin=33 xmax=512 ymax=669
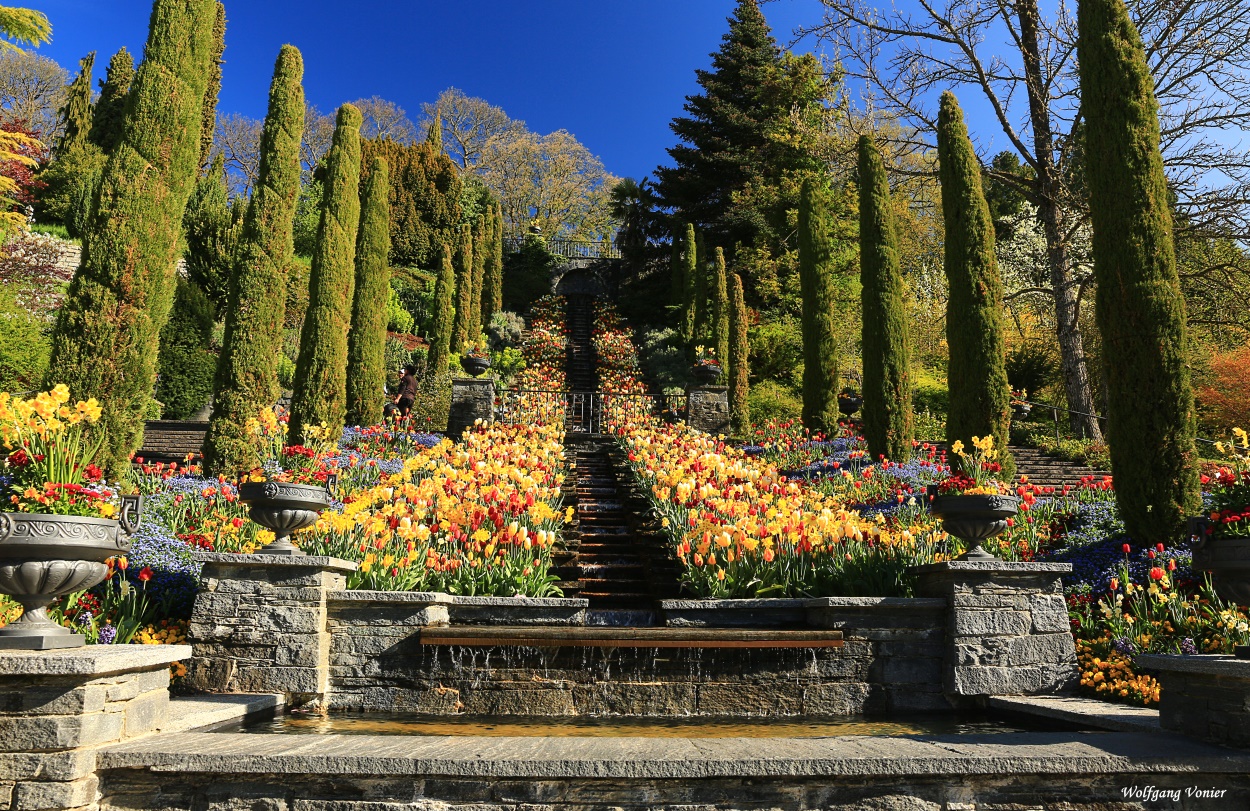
xmin=182 ymin=152 xmax=240 ymax=311
xmin=937 ymin=91 xmax=1013 ymax=478
xmin=427 ymin=111 xmax=443 ymax=153
xmin=1078 ymin=0 xmax=1200 ymax=543
xmin=669 ymin=237 xmax=685 ymax=309
xmin=89 ymin=47 xmax=134 ymax=153
xmin=198 ymin=1 xmax=225 ymax=173
xmin=289 ymin=103 xmax=363 ymax=444
xmin=55 ymin=51 xmax=95 ymax=156
xmin=858 ymin=135 xmax=913 ymax=461
xmin=692 ymin=231 xmax=709 ymax=342
xmin=427 ymin=244 xmax=456 ymax=378
xmin=711 ymin=246 xmax=730 ymax=372
xmin=481 ymin=201 xmax=504 ymax=326
xmin=681 ymin=223 xmax=698 ymax=343
xmin=450 ymin=222 xmax=474 ymax=352
xmin=204 ymin=45 xmax=305 ymax=476
xmin=798 ymin=175 xmax=841 ymax=434
xmin=728 ymin=271 xmax=750 ymax=434
xmin=359 ymin=137 xmax=461 ymax=269
xmin=466 ymin=215 xmax=486 ymax=340
xmin=346 ymin=156 xmax=391 ymax=427
xmin=47 ymin=0 xmax=217 ymax=474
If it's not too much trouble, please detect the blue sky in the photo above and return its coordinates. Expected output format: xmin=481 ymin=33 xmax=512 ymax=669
xmin=28 ymin=0 xmax=1006 ymax=180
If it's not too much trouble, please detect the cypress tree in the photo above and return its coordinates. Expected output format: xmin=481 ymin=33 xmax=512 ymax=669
xmin=89 ymin=48 xmax=134 ymax=153
xmin=466 ymin=215 xmax=487 ymax=341
xmin=56 ymin=52 xmax=95 ymax=156
xmin=692 ymin=231 xmax=709 ymax=342
xmin=711 ymin=246 xmax=730 ymax=372
xmin=797 ymin=175 xmax=841 ymax=435
xmin=427 ymin=111 xmax=443 ymax=153
xmin=937 ymin=91 xmax=1014 ymax=478
xmin=450 ymin=222 xmax=474 ymax=352
xmin=346 ymin=156 xmax=391 ymax=427
xmin=47 ymin=0 xmax=217 ymax=475
xmin=481 ymin=201 xmax=504 ymax=327
xmin=427 ymin=244 xmax=456 ymax=378
xmin=858 ymin=135 xmax=913 ymax=461
xmin=1078 ymin=0 xmax=1200 ymax=544
xmin=289 ymin=103 xmax=363 ymax=444
xmin=198 ymin=1 xmax=225 ymax=173
xmin=204 ymin=45 xmax=306 ymax=476
xmin=182 ymin=152 xmax=241 ymax=311
xmin=728 ymin=271 xmax=750 ymax=435
xmin=681 ymin=223 xmax=698 ymax=343
xmin=669 ymin=237 xmax=685 ymax=309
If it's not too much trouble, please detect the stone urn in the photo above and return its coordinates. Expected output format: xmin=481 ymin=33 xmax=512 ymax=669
xmin=237 ymin=480 xmax=334 ymax=556
xmin=460 ymin=354 xmax=492 ymax=378
xmin=0 ymin=495 xmax=143 ymax=650
xmin=1012 ymin=402 xmax=1032 ymax=420
xmin=926 ymin=485 xmax=1019 ymax=561
xmin=838 ymin=394 xmax=863 ymax=417
xmin=691 ymin=363 xmax=721 ymax=386
xmin=1190 ymin=516 xmax=1250 ymax=609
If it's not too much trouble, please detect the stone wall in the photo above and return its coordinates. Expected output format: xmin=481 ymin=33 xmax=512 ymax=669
xmin=686 ymin=385 xmax=730 ymax=435
xmin=447 ymin=378 xmax=495 ymax=439
xmin=1138 ymin=654 xmax=1250 ymax=748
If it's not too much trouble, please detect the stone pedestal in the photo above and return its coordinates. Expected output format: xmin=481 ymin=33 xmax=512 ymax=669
xmin=186 ymin=553 xmax=355 ymax=703
xmin=686 ymin=385 xmax=730 ymax=436
xmin=911 ymin=561 xmax=1077 ymax=698
xmin=1136 ymin=654 xmax=1250 ymax=747
xmin=448 ymin=378 xmax=496 ymax=440
xmin=0 ymin=644 xmax=189 ymax=811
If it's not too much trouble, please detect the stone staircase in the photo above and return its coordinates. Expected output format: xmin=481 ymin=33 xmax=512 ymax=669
xmin=136 ymin=420 xmax=207 ymax=464
xmin=1009 ymin=445 xmax=1111 ymax=489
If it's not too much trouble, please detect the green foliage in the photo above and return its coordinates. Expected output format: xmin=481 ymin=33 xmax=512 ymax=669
xmin=797 ymin=175 xmax=841 ymax=435
xmin=1014 ymin=423 xmax=1111 ymax=470
xmin=346 ymin=156 xmax=391 ymax=427
xmin=747 ymin=315 xmax=803 ymax=386
xmin=858 ymin=136 xmax=914 ymax=460
xmin=937 ymin=91 xmax=1013 ymax=478
xmin=729 ymin=271 xmax=750 ymax=434
xmin=199 ymin=2 xmax=225 ymax=172
xmin=292 ymin=177 xmax=323 ymax=257
xmin=426 ymin=245 xmax=455 ymax=378
xmin=450 ymin=222 xmax=473 ymax=352
xmin=501 ymin=234 xmax=556 ymax=314
xmin=154 ymin=277 xmax=215 ymax=419
xmin=204 ymin=45 xmax=306 ymax=476
xmin=467 ymin=214 xmax=487 ymax=340
xmin=359 ymin=137 xmax=461 ymax=269
xmin=0 ymin=283 xmax=49 ymax=392
xmin=411 ymin=372 xmax=451 ymax=433
xmin=182 ymin=154 xmax=241 ymax=311
xmin=290 ymin=103 xmax=363 ymax=444
xmin=1005 ymin=341 xmax=1058 ymax=397
xmin=0 ymin=7 xmax=50 ymax=52
xmin=284 ymin=255 xmax=309 ymax=328
xmin=387 ymin=286 xmax=414 ymax=333
xmin=1078 ymin=0 xmax=1200 ymax=543
xmin=48 ymin=0 xmax=218 ymax=475
xmin=481 ymin=201 xmax=504 ymax=327
xmin=486 ymin=310 xmax=525 ymax=350
xmin=89 ymin=47 xmax=134 ymax=154
xmin=748 ymin=379 xmax=803 ymax=427
xmin=55 ymin=51 xmax=94 ymax=156
xmin=639 ymin=327 xmax=689 ymax=391
xmin=35 ymin=142 xmax=105 ymax=229
xmin=710 ymin=246 xmax=730 ymax=374
xmin=681 ymin=223 xmax=698 ymax=343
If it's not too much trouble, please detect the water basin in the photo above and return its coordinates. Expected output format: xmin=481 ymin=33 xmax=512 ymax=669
xmin=218 ymin=711 xmax=1076 ymax=738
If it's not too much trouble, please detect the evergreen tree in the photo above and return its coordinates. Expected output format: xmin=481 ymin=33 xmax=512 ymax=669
xmin=711 ymin=246 xmax=730 ymax=372
xmin=346 ymin=156 xmax=391 ymax=427
xmin=359 ymin=137 xmax=461 ymax=268
xmin=47 ymin=0 xmax=217 ymax=475
xmin=55 ymin=51 xmax=94 ymax=156
xmin=204 ymin=45 xmax=305 ymax=476
xmin=154 ymin=277 xmax=215 ymax=419
xmin=858 ymin=135 xmax=913 ymax=461
xmin=289 ymin=103 xmax=363 ymax=444
xmin=1078 ymin=0 xmax=1200 ymax=544
xmin=450 ymin=222 xmax=474 ymax=352
xmin=89 ymin=47 xmax=134 ymax=153
xmin=728 ymin=271 xmax=750 ymax=434
xmin=654 ymin=0 xmax=825 ymax=254
xmin=481 ymin=201 xmax=504 ymax=326
xmin=198 ymin=1 xmax=225 ymax=173
xmin=681 ymin=222 xmax=698 ymax=343
xmin=466 ymin=214 xmax=487 ymax=340
xmin=182 ymin=152 xmax=241 ymax=311
xmin=692 ymin=231 xmax=709 ymax=342
xmin=937 ymin=91 xmax=1013 ymax=478
xmin=669 ymin=236 xmax=685 ymax=309
xmin=426 ymin=111 xmax=443 ymax=153
xmin=427 ymin=244 xmax=455 ymax=378
xmin=797 ymin=175 xmax=841 ymax=434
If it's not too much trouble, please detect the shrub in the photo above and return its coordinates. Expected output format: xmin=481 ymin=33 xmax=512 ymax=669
xmin=0 ymin=284 xmax=49 ymax=392
xmin=638 ymin=328 xmax=688 ymax=391
xmin=748 ymin=316 xmax=803 ymax=386
xmin=276 ymin=355 xmax=295 ymax=391
xmin=34 ymin=143 xmax=105 ymax=229
xmin=1197 ymin=344 xmax=1250 ymax=434
xmin=387 ymin=286 xmax=414 ymax=333
xmin=155 ymin=278 xmax=215 ymax=419
xmin=1005 ymin=340 xmax=1059 ymax=398
xmin=486 ymin=311 xmax=525 ymax=350
xmin=748 ymin=379 xmax=803 ymax=427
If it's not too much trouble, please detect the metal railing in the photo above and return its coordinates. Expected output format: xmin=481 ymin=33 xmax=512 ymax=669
xmin=503 ymin=238 xmax=622 ymax=260
xmin=496 ymin=390 xmax=686 ymax=435
xmin=1014 ymin=397 xmax=1220 ymax=448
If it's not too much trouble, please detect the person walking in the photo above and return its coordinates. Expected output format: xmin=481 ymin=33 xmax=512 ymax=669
xmin=393 ymin=364 xmax=418 ymax=417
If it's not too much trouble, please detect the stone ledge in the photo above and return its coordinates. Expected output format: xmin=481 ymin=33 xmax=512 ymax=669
xmin=194 ymin=553 xmax=357 ymax=572
xmin=159 ymin=693 xmax=285 ymax=734
xmin=909 ymin=561 xmax=1073 ymax=575
xmin=988 ymin=695 xmax=1161 ymax=734
xmin=450 ymin=595 xmax=590 ymax=608
xmin=0 ymin=645 xmax=192 ymax=677
xmin=328 ymin=591 xmax=453 ymax=605
xmin=1135 ymin=654 xmax=1250 ymax=677
xmin=805 ymin=598 xmax=948 ymax=610
xmin=99 ymin=730 xmax=1250 ymax=779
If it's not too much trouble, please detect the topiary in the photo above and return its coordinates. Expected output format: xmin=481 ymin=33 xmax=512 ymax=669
xmin=155 ymin=278 xmax=216 ymax=419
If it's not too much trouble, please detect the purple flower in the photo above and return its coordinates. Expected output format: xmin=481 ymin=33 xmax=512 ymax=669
xmin=97 ymin=625 xmax=117 ymax=645
xmin=1180 ymin=638 xmax=1198 ymax=655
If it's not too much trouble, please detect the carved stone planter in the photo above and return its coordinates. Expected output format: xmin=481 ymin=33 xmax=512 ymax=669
xmin=237 ymin=481 xmax=333 ymax=556
xmin=837 ymin=395 xmax=862 ymax=417
xmin=1190 ymin=516 xmax=1250 ymax=605
xmin=460 ymin=354 xmax=492 ymax=378
xmin=926 ymin=486 xmax=1019 ymax=561
xmin=0 ymin=496 xmax=143 ymax=650
xmin=691 ymin=363 xmax=721 ymax=386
